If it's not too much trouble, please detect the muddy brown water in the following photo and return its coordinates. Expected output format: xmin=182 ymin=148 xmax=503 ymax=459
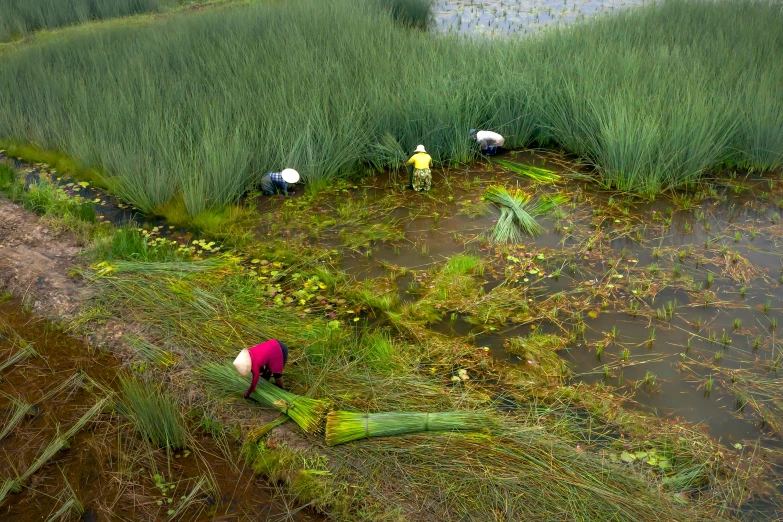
xmin=258 ymin=158 xmax=783 ymax=456
xmin=0 ymin=299 xmax=319 ymax=521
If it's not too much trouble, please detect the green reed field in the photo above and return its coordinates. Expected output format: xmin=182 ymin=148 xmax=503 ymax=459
xmin=0 ymin=0 xmax=177 ymax=42
xmin=0 ymin=0 xmax=781 ymax=217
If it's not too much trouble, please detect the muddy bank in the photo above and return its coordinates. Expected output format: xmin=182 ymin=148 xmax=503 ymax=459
xmin=0 ymin=197 xmax=89 ymax=320
xmin=0 ymin=297 xmax=321 ymax=521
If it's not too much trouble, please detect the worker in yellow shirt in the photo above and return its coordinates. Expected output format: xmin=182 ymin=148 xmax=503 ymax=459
xmin=405 ymin=144 xmax=433 ymax=192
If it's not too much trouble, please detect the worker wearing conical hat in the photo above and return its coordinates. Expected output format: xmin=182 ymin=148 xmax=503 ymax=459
xmin=405 ymin=145 xmax=433 ymax=192
xmin=260 ymin=168 xmax=300 ymax=196
xmin=233 ymin=339 xmax=288 ymax=397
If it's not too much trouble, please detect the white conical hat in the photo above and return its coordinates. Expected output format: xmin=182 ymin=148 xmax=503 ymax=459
xmin=281 ymin=168 xmax=300 ymax=184
xmin=414 ymin=145 xmax=426 ymax=153
xmin=233 ymin=349 xmax=251 ymax=377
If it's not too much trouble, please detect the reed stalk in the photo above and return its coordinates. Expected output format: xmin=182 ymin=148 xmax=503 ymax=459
xmin=0 ymin=344 xmax=38 ymax=373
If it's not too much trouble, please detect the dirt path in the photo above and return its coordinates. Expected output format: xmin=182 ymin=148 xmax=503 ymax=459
xmin=0 ymin=197 xmax=90 ymax=320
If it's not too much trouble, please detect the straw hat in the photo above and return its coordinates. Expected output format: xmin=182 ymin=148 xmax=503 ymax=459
xmin=414 ymin=145 xmax=426 ymax=153
xmin=281 ymin=168 xmax=300 ymax=184
xmin=233 ymin=349 xmax=251 ymax=377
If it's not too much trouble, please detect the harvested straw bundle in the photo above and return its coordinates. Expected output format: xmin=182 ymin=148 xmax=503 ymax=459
xmin=201 ymin=363 xmax=332 ymax=434
xmin=484 ymin=186 xmax=566 ymax=242
xmin=495 ymin=159 xmax=560 ymax=184
xmin=325 ymin=410 xmax=494 ymax=446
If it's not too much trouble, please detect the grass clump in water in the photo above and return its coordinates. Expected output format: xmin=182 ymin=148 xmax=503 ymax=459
xmin=375 ymin=0 xmax=432 ymax=28
xmin=117 ymin=375 xmax=187 ymax=449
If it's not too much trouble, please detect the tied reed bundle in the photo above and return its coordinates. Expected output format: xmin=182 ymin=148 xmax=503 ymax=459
xmin=325 ymin=410 xmax=494 ymax=446
xmin=201 ymin=363 xmax=332 ymax=434
xmin=484 ymin=186 xmax=566 ymax=242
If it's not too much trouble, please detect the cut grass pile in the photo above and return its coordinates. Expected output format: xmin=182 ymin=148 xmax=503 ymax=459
xmin=325 ymin=410 xmax=494 ymax=445
xmin=0 ymin=0 xmax=176 ymax=42
xmin=495 ymin=158 xmax=561 ymax=184
xmin=0 ymin=0 xmax=781 ymax=219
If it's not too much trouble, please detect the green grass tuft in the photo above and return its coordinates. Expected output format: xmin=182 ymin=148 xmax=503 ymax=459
xmin=117 ymin=375 xmax=188 ymax=449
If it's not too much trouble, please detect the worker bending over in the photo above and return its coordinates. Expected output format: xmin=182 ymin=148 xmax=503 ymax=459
xmin=470 ymin=129 xmax=505 ymax=156
xmin=260 ymin=169 xmax=300 ymax=196
xmin=233 ymin=339 xmax=288 ymax=397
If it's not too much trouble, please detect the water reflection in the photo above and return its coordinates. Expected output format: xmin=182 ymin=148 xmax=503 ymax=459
xmin=434 ymin=0 xmax=652 ymax=35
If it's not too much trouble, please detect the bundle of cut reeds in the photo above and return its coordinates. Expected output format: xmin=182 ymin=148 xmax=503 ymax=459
xmin=495 ymin=159 xmax=561 ymax=184
xmin=484 ymin=186 xmax=566 ymax=242
xmin=90 ymin=257 xmax=233 ymax=277
xmin=201 ymin=363 xmax=332 ymax=433
xmin=325 ymin=410 xmax=494 ymax=446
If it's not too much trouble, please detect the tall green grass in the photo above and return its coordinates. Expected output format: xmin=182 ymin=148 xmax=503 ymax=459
xmin=0 ymin=0 xmax=780 ymax=217
xmin=0 ymin=0 xmax=176 ymax=42
xmin=376 ymin=0 xmax=432 ymax=28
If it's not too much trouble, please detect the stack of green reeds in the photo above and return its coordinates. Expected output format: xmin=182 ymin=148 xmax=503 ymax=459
xmin=495 ymin=159 xmax=561 ymax=184
xmin=484 ymin=185 xmax=566 ymax=241
xmin=325 ymin=410 xmax=494 ymax=446
xmin=201 ymin=363 xmax=332 ymax=434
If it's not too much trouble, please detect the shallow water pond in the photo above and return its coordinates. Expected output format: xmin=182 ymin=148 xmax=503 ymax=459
xmin=257 ymin=151 xmax=783 ymax=463
xmin=433 ymin=0 xmax=652 ymax=35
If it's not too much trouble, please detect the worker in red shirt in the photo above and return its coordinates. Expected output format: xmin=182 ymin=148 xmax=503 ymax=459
xmin=233 ymin=339 xmax=288 ymax=397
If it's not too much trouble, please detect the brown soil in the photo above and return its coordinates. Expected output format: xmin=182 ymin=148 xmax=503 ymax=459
xmin=0 ymin=197 xmax=90 ymax=320
xmin=0 ymin=195 xmax=321 ymax=520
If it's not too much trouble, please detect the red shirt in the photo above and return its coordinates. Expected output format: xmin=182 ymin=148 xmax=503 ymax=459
xmin=245 ymin=340 xmax=285 ymax=397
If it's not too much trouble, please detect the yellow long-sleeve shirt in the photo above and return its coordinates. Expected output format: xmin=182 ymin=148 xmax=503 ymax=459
xmin=406 ymin=152 xmax=432 ymax=170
